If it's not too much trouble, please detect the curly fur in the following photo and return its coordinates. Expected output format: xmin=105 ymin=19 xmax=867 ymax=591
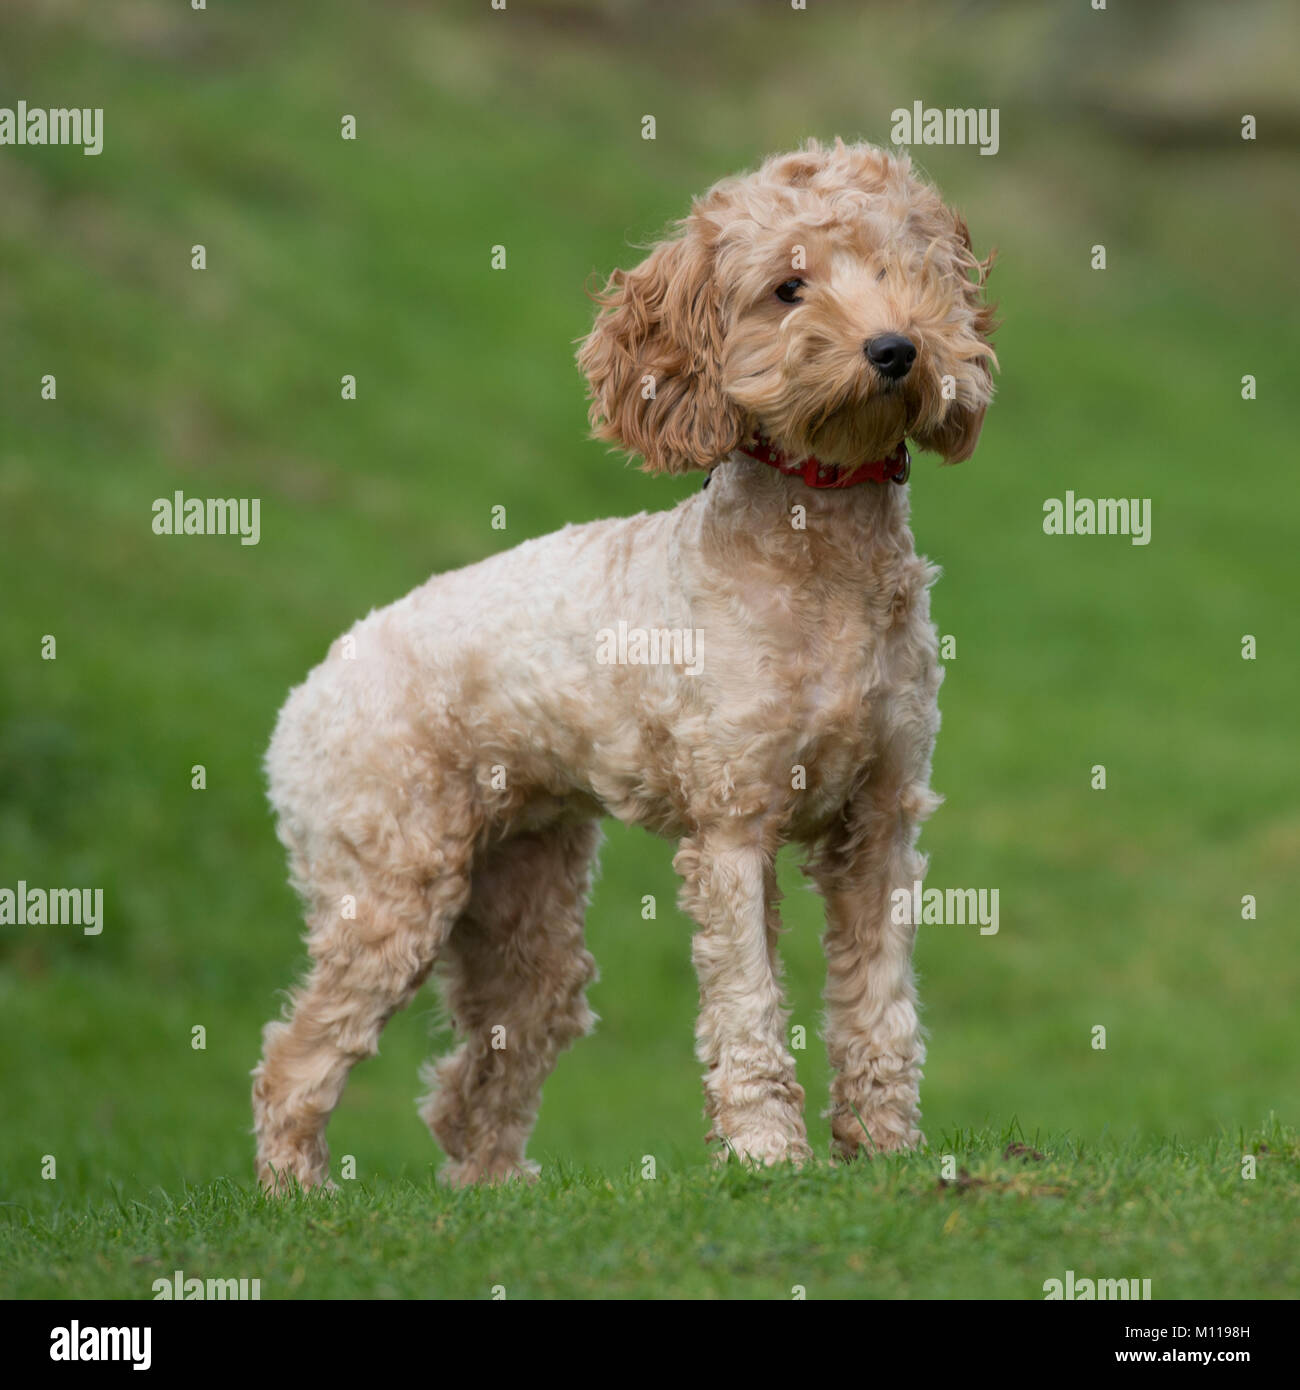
xmin=252 ymin=139 xmax=997 ymax=1189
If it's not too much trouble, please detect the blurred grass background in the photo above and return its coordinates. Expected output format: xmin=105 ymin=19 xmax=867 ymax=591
xmin=0 ymin=0 xmax=1297 ymax=1213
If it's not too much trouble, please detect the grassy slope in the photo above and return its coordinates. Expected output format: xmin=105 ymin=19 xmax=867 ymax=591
xmin=0 ymin=2 xmax=1297 ymax=1297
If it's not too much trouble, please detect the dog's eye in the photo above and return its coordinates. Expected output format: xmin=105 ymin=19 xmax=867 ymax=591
xmin=875 ymin=267 xmax=887 ymax=282
xmin=774 ymin=278 xmax=804 ymax=304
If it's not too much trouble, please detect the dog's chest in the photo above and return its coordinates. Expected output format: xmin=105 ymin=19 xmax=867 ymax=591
xmin=772 ymin=553 xmax=939 ymax=836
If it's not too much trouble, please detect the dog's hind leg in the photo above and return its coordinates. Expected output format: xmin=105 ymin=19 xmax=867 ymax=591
xmin=253 ymin=846 xmax=472 ymax=1193
xmin=419 ymin=821 xmax=601 ymax=1187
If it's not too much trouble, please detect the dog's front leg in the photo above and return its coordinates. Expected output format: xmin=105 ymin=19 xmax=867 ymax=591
xmin=675 ymin=831 xmax=809 ymax=1166
xmin=808 ymin=773 xmax=939 ymax=1160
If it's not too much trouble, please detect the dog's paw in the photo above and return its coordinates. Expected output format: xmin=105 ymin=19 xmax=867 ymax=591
xmin=257 ymin=1161 xmax=335 ymax=1197
xmin=831 ymin=1123 xmax=926 ymax=1162
xmin=439 ymin=1155 xmax=541 ymax=1188
xmin=715 ymin=1129 xmax=814 ymax=1170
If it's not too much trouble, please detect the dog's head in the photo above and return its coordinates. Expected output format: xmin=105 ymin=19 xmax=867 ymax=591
xmin=578 ymin=139 xmax=997 ymax=475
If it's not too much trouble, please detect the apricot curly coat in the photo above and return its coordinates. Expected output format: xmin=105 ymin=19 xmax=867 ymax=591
xmin=252 ymin=139 xmax=997 ymax=1189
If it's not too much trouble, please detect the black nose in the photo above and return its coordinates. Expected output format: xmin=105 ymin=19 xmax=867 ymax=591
xmin=865 ymin=334 xmax=917 ymax=380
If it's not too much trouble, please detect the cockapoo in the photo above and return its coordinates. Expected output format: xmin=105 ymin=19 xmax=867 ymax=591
xmin=253 ymin=139 xmax=997 ymax=1189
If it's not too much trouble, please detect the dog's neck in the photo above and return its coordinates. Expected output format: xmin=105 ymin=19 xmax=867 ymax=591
xmin=696 ymin=452 xmax=915 ymax=583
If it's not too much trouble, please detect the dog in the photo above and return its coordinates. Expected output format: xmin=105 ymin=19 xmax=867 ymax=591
xmin=252 ymin=138 xmax=996 ymax=1189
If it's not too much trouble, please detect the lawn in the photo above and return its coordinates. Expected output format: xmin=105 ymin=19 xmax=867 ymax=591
xmin=4 ymin=1126 xmax=1295 ymax=1300
xmin=0 ymin=0 xmax=1296 ymax=1300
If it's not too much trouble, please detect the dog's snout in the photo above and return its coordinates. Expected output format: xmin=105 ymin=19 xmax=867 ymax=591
xmin=865 ymin=334 xmax=917 ymax=381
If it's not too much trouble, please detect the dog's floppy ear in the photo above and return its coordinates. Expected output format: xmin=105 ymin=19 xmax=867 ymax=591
xmin=929 ymin=214 xmax=998 ymax=465
xmin=578 ymin=218 xmax=743 ymax=474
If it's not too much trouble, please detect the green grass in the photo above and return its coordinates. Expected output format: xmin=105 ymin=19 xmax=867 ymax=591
xmin=1 ymin=1 xmax=1297 ymax=1299
xmin=4 ymin=1124 xmax=1294 ymax=1300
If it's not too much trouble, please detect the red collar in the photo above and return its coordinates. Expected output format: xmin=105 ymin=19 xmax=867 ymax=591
xmin=738 ymin=433 xmax=910 ymax=487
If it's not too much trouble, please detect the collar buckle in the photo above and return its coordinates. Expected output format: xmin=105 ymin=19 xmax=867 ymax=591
xmin=890 ymin=444 xmax=911 ymax=485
